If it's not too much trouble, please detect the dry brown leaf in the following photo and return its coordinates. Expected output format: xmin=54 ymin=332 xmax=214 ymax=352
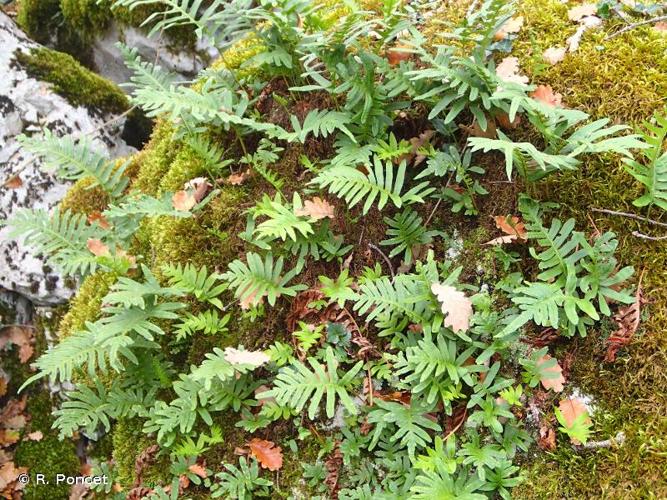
xmin=295 ymin=197 xmax=335 ymax=221
xmin=0 ymin=327 xmax=34 ymax=363
xmin=567 ymin=15 xmax=602 ymax=51
xmin=86 ymin=239 xmax=110 ymax=257
xmin=0 ymin=461 xmax=28 ymax=491
xmin=184 ymin=177 xmax=212 ymax=203
xmin=3 ymin=175 xmax=23 ymax=189
xmin=3 ymin=415 xmax=26 ymax=431
xmin=531 ymin=85 xmax=563 ymax=108
xmin=655 ymin=21 xmax=667 ymax=32
xmin=430 ymin=283 xmax=473 ymax=333
xmin=172 ymin=190 xmax=196 ymax=211
xmin=537 ymin=355 xmax=565 ymax=392
xmin=324 ymin=444 xmax=343 ymax=497
xmin=226 ymin=170 xmax=250 ymax=186
xmin=247 ymin=439 xmax=283 ymax=471
xmin=483 ymin=235 xmax=518 ymax=246
xmin=0 ymin=430 xmax=19 ymax=447
xmin=605 ymin=273 xmax=644 ymax=362
xmin=0 ymin=377 xmax=6 ymax=398
xmin=494 ymin=16 xmax=524 ymax=41
xmin=69 ymin=482 xmax=89 ymax=500
xmin=188 ymin=463 xmax=207 ymax=479
xmin=87 ymin=211 xmax=111 ymax=230
xmin=223 ymin=348 xmax=270 ymax=367
xmin=387 ymin=43 xmax=411 ymax=65
xmin=496 ymin=57 xmax=529 ymax=85
xmin=495 ymin=112 xmax=521 ymax=130
xmin=558 ymin=398 xmax=591 ymax=444
xmin=538 ymin=419 xmax=557 ymax=450
xmin=25 ymin=431 xmax=43 ymax=442
xmin=404 ymin=129 xmax=436 ymax=166
xmin=568 ymin=3 xmax=597 ymax=21
xmin=494 ymin=215 xmax=527 ymax=239
xmin=468 ymin=118 xmax=497 ymax=139
xmin=543 ymin=46 xmax=567 ymax=65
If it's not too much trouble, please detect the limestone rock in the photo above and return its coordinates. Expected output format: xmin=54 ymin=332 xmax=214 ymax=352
xmin=0 ymin=12 xmax=133 ymax=305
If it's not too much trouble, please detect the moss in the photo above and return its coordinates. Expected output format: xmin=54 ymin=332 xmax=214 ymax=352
xmin=60 ymin=0 xmax=112 ymax=35
xmin=14 ymin=47 xmax=129 ymax=115
xmin=57 ymin=272 xmax=118 ymax=338
xmin=14 ymin=393 xmax=80 ymax=500
xmin=112 ymin=418 xmax=169 ymax=488
xmin=59 ymin=177 xmax=110 ymax=215
xmin=132 ymin=120 xmax=180 ymax=196
xmin=513 ymin=0 xmax=667 ymax=124
xmin=16 ymin=0 xmax=62 ymax=44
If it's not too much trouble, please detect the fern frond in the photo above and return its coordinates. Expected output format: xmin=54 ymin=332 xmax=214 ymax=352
xmin=162 ymin=263 xmax=228 ymax=308
xmin=312 ymin=156 xmax=434 ymax=214
xmin=251 ymin=193 xmax=314 ymax=242
xmin=288 ymin=109 xmax=355 ymax=143
xmin=19 ymin=130 xmax=128 ymax=197
xmin=221 ymin=252 xmax=306 ymax=308
xmin=381 ymin=208 xmax=438 ymax=264
xmin=175 ymin=309 xmax=230 ymax=340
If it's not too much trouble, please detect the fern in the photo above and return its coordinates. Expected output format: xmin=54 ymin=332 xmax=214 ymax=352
xmin=624 ymin=110 xmax=667 ymax=211
xmin=19 ymin=130 xmax=129 ymax=197
xmin=312 ymin=156 xmax=434 ymax=214
xmin=162 ymin=263 xmax=228 ymax=308
xmin=380 ymin=208 xmax=438 ymax=264
xmin=221 ymin=252 xmax=306 ymax=308
xmin=251 ymin=193 xmax=314 ymax=242
xmin=7 ymin=208 xmax=102 ymax=276
xmin=260 ymin=347 xmax=363 ymax=419
xmin=175 ymin=309 xmax=230 ymax=340
xmin=211 ymin=457 xmax=273 ymax=499
xmin=53 ymin=380 xmax=115 ymax=438
xmin=104 ymin=265 xmax=181 ymax=308
xmin=288 ymin=109 xmax=356 ymax=143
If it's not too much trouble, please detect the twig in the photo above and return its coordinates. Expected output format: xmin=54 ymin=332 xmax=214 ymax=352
xmin=605 ymin=14 xmax=667 ymax=40
xmin=443 ymin=408 xmax=468 ymax=441
xmin=590 ymin=208 xmax=667 ymax=228
xmin=424 ymin=198 xmax=442 ymax=226
xmin=578 ymin=431 xmax=625 ymax=450
xmin=368 ymin=243 xmax=395 ymax=279
xmin=85 ymin=105 xmax=137 ymax=138
xmin=632 ymin=231 xmax=667 ymax=241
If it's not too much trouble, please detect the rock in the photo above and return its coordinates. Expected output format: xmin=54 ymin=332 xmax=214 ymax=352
xmin=92 ymin=21 xmax=218 ymax=85
xmin=0 ymin=13 xmax=134 ymax=306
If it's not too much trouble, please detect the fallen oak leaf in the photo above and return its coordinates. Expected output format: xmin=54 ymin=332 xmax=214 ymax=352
xmin=172 ymin=190 xmax=197 ymax=211
xmin=537 ymin=354 xmax=565 ymax=392
xmin=387 ymin=42 xmax=412 ymax=65
xmin=295 ymin=197 xmax=335 ymax=221
xmin=543 ymin=46 xmax=567 ymax=65
xmin=557 ymin=397 xmax=591 ymax=444
xmin=496 ymin=57 xmax=529 ymax=85
xmin=223 ymin=348 xmax=271 ymax=367
xmin=430 ymin=283 xmax=473 ymax=333
xmin=25 ymin=431 xmax=43 ymax=442
xmin=247 ymin=439 xmax=283 ymax=471
xmin=531 ymin=85 xmax=563 ymax=108
xmin=494 ymin=16 xmax=524 ymax=41
xmin=187 ymin=463 xmax=208 ymax=479
xmin=483 ymin=235 xmax=518 ymax=246
xmin=87 ymin=239 xmax=110 ymax=257
xmin=225 ymin=170 xmax=250 ymax=186
xmin=184 ymin=177 xmax=212 ymax=203
xmin=567 ymin=3 xmax=597 ymax=22
xmin=3 ymin=175 xmax=22 ymax=189
xmin=567 ymin=15 xmax=602 ymax=52
xmin=0 ymin=326 xmax=34 ymax=363
xmin=494 ymin=215 xmax=527 ymax=239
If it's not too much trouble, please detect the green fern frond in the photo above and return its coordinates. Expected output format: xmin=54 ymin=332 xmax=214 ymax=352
xmin=175 ymin=309 xmax=231 ymax=340
xmin=162 ymin=263 xmax=228 ymax=308
xmin=251 ymin=193 xmax=314 ymax=242
xmin=381 ymin=208 xmax=438 ymax=264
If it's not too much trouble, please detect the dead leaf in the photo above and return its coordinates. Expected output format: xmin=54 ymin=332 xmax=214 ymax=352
xmin=531 ymin=85 xmax=563 ymax=108
xmin=172 ymin=190 xmax=196 ymax=211
xmin=558 ymin=397 xmax=591 ymax=444
xmin=324 ymin=444 xmax=343 ymax=497
xmin=496 ymin=57 xmax=529 ymax=85
xmin=654 ymin=21 xmax=667 ymax=32
xmin=25 ymin=431 xmax=43 ymax=442
xmin=247 ymin=439 xmax=283 ymax=471
xmin=3 ymin=175 xmax=23 ymax=189
xmin=402 ymin=129 xmax=436 ymax=165
xmin=3 ymin=415 xmax=26 ymax=430
xmin=468 ymin=118 xmax=497 ymax=139
xmin=605 ymin=272 xmax=644 ymax=362
xmin=223 ymin=348 xmax=270 ymax=367
xmin=543 ymin=46 xmax=567 ymax=65
xmin=430 ymin=283 xmax=473 ymax=333
xmin=0 ymin=327 xmax=34 ymax=363
xmin=0 ymin=377 xmax=6 ymax=398
xmin=538 ymin=419 xmax=557 ymax=450
xmin=387 ymin=43 xmax=411 ymax=65
xmin=86 ymin=239 xmax=109 ymax=257
xmin=568 ymin=3 xmax=597 ymax=22
xmin=0 ymin=462 xmax=28 ymax=491
xmin=69 ymin=483 xmax=89 ymax=500
xmin=295 ymin=197 xmax=335 ymax=221
xmin=184 ymin=177 xmax=212 ymax=203
xmin=494 ymin=215 xmax=527 ymax=239
xmin=188 ymin=463 xmax=207 ymax=479
xmin=537 ymin=355 xmax=565 ymax=392
xmin=226 ymin=170 xmax=250 ymax=186
xmin=0 ymin=430 xmax=19 ymax=447
xmin=495 ymin=112 xmax=521 ymax=130
xmin=87 ymin=211 xmax=111 ymax=230
xmin=567 ymin=15 xmax=602 ymax=52
xmin=494 ymin=16 xmax=524 ymax=41
xmin=483 ymin=235 xmax=518 ymax=246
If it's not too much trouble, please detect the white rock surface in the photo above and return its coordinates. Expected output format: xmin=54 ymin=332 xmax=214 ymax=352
xmin=0 ymin=13 xmax=133 ymax=305
xmin=92 ymin=21 xmax=218 ymax=85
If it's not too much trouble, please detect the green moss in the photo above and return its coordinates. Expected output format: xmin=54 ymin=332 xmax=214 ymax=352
xmin=132 ymin=120 xmax=180 ymax=196
xmin=514 ymin=0 xmax=667 ymax=124
xmin=14 ymin=393 xmax=80 ymax=500
xmin=112 ymin=418 xmax=169 ymax=488
xmin=14 ymin=47 xmax=129 ymax=114
xmin=60 ymin=0 xmax=112 ymax=35
xmin=16 ymin=0 xmax=61 ymax=44
xmin=57 ymin=272 xmax=118 ymax=338
xmin=59 ymin=177 xmax=110 ymax=215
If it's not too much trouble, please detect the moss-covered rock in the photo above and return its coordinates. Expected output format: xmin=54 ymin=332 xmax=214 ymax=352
xmin=60 ymin=0 xmax=113 ymax=36
xmin=15 ymin=0 xmax=61 ymax=44
xmin=57 ymin=272 xmax=118 ymax=338
xmin=13 ymin=47 xmax=129 ymax=114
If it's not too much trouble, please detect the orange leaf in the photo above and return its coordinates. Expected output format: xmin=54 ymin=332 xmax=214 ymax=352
xmin=537 ymin=355 xmax=565 ymax=392
xmin=172 ymin=190 xmax=196 ymax=211
xmin=184 ymin=177 xmax=212 ymax=203
xmin=87 ymin=211 xmax=111 ymax=230
xmin=3 ymin=175 xmax=23 ymax=189
xmin=0 ymin=377 xmax=6 ymax=398
xmin=558 ymin=398 xmax=591 ymax=428
xmin=247 ymin=439 xmax=283 ymax=471
xmin=86 ymin=238 xmax=110 ymax=257
xmin=188 ymin=464 xmax=207 ymax=479
xmin=226 ymin=170 xmax=250 ymax=186
xmin=295 ymin=197 xmax=335 ymax=221
xmin=494 ymin=215 xmax=527 ymax=239
xmin=531 ymin=85 xmax=563 ymax=108
xmin=430 ymin=284 xmax=473 ymax=333
xmin=387 ymin=43 xmax=411 ymax=65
